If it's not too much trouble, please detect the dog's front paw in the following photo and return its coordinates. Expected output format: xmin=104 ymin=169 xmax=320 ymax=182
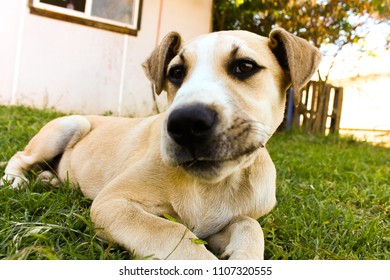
xmin=1 ymin=173 xmax=27 ymax=189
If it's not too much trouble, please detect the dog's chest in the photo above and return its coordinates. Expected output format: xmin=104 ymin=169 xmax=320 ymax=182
xmin=172 ymin=179 xmax=263 ymax=239
xmin=183 ymin=199 xmax=233 ymax=239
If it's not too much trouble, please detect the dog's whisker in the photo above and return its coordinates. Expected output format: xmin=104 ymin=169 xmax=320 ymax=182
xmin=189 ymin=161 xmax=199 ymax=168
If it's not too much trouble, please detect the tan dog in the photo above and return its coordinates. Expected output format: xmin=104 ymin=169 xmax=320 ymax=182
xmin=1 ymin=29 xmax=321 ymax=259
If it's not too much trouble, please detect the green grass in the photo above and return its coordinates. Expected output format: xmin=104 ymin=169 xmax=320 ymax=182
xmin=264 ymin=132 xmax=389 ymax=259
xmin=0 ymin=105 xmax=389 ymax=260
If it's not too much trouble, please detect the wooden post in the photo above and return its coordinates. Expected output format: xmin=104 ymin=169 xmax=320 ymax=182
xmin=330 ymin=87 xmax=344 ymax=134
xmin=291 ymin=81 xmax=343 ymax=134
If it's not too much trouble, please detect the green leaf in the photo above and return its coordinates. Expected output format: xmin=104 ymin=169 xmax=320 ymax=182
xmin=190 ymin=238 xmax=208 ymax=245
xmin=235 ymin=0 xmax=245 ymax=7
xmin=162 ymin=213 xmax=179 ymax=223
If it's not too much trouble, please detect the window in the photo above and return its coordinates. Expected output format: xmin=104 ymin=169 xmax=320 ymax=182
xmin=29 ymin=0 xmax=142 ymax=35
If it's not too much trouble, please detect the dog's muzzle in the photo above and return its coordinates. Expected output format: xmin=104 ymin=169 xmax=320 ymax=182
xmin=165 ymin=104 xmax=223 ymax=177
xmin=161 ymin=103 xmax=270 ymax=181
xmin=163 ymin=103 xmax=267 ymax=180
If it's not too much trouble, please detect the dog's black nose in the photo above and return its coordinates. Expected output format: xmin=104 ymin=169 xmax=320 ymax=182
xmin=167 ymin=105 xmax=217 ymax=149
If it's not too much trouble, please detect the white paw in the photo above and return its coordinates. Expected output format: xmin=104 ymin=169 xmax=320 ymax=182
xmin=38 ymin=170 xmax=60 ymax=186
xmin=1 ymin=173 xmax=27 ymax=189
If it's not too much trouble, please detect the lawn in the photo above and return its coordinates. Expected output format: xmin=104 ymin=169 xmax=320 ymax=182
xmin=0 ymin=105 xmax=389 ymax=260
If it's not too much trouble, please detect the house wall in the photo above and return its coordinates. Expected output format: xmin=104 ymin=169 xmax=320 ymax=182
xmin=339 ymin=74 xmax=390 ymax=131
xmin=336 ymin=74 xmax=390 ymax=145
xmin=0 ymin=0 xmax=213 ymax=116
xmin=320 ymin=49 xmax=390 ymax=145
xmin=0 ymin=0 xmax=21 ymax=104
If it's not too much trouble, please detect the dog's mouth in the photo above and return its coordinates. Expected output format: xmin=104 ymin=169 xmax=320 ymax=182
xmin=178 ymin=142 xmax=264 ymax=175
xmin=181 ymin=159 xmax=222 ymax=172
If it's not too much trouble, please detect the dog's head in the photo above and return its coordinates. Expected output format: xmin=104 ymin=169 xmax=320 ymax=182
xmin=143 ymin=29 xmax=321 ymax=182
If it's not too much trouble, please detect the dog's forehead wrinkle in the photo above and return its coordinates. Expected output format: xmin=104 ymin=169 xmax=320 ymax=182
xmin=179 ymin=51 xmax=186 ymax=63
xmin=231 ymin=44 xmax=240 ymax=54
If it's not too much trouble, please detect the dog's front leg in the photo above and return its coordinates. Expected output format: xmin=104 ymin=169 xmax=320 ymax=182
xmin=207 ymin=216 xmax=265 ymax=260
xmin=91 ymin=192 xmax=217 ymax=260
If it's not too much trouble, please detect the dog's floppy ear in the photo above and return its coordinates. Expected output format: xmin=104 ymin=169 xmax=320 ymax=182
xmin=142 ymin=32 xmax=182 ymax=95
xmin=269 ymin=28 xmax=322 ymax=105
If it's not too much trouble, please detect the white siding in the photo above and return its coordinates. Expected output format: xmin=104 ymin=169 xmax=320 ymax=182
xmin=0 ymin=0 xmax=213 ymax=116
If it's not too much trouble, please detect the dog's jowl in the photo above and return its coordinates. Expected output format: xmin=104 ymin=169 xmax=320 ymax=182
xmin=2 ymin=29 xmax=321 ymax=259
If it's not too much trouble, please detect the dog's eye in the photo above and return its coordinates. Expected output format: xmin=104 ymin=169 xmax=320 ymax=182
xmin=230 ymin=59 xmax=261 ymax=80
xmin=168 ymin=65 xmax=186 ymax=85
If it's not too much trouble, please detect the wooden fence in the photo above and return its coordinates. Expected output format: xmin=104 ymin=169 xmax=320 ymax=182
xmin=284 ymin=81 xmax=344 ymax=134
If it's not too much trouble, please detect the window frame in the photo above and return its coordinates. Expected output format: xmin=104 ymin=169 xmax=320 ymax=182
xmin=29 ymin=0 xmax=142 ymax=36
